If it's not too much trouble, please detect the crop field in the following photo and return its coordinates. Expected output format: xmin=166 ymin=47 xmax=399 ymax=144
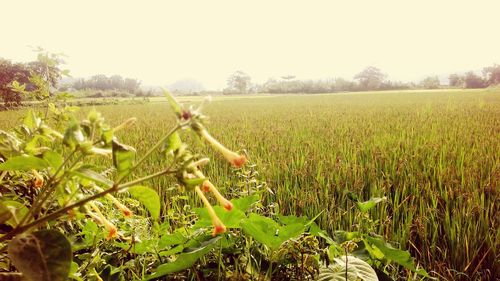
xmin=1 ymin=89 xmax=498 ymax=280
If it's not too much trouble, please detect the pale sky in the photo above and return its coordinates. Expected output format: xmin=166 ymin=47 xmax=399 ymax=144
xmin=1 ymin=0 xmax=499 ymax=89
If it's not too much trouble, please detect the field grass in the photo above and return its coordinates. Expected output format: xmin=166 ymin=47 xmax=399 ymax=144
xmin=1 ymin=89 xmax=498 ymax=279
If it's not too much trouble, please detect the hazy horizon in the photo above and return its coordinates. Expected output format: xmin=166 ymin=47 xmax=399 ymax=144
xmin=1 ymin=0 xmax=499 ymax=90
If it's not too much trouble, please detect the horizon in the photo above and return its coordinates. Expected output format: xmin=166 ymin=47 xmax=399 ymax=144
xmin=1 ymin=0 xmax=499 ymax=90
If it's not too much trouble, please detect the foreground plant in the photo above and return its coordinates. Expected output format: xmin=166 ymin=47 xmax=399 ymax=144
xmin=0 ymin=50 xmax=429 ymax=281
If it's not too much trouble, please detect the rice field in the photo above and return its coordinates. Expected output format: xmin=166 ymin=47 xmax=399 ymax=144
xmin=1 ymin=89 xmax=499 ymax=279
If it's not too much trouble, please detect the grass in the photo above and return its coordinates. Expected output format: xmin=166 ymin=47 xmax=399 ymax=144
xmin=1 ymin=89 xmax=498 ymax=279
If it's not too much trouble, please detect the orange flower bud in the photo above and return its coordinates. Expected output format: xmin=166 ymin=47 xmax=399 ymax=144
xmin=198 ymin=129 xmax=246 ymax=168
xmin=106 ymin=226 xmax=118 ymax=240
xmin=87 ymin=201 xmax=119 ymax=240
xmin=195 ymin=185 xmax=226 ymax=236
xmin=32 ymin=170 xmax=43 ymax=188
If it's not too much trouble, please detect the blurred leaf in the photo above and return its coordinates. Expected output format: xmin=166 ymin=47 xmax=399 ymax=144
xmin=162 ymin=131 xmax=182 ymax=155
xmin=0 ymin=202 xmax=12 ymax=225
xmin=63 ymin=124 xmax=85 ymax=149
xmin=71 ymin=168 xmax=113 ymax=188
xmin=183 ymin=177 xmax=205 ymax=188
xmin=3 ymin=212 xmax=24 ymax=232
xmin=23 ymin=111 xmax=41 ymax=131
xmin=112 ymin=139 xmax=136 ymax=179
xmin=0 ymin=155 xmax=49 ymax=171
xmin=128 ymin=185 xmax=160 ymax=220
xmin=43 ymin=150 xmax=63 ymax=170
xmin=146 ymin=236 xmax=221 ymax=279
xmin=163 ymin=89 xmax=181 ymax=115
xmin=8 ymin=230 xmax=72 ymax=281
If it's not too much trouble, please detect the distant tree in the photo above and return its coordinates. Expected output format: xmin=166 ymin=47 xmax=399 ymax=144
xmin=225 ymin=71 xmax=251 ymax=94
xmin=448 ymin=74 xmax=464 ymax=87
xmin=110 ymin=75 xmax=125 ymax=90
xmin=420 ymin=76 xmax=440 ymax=89
xmin=354 ymin=66 xmax=386 ymax=90
xmin=124 ymin=78 xmax=140 ymax=94
xmin=482 ymin=64 xmax=500 ymax=86
xmin=0 ymin=59 xmax=31 ymax=106
xmin=464 ymin=72 xmax=486 ymax=88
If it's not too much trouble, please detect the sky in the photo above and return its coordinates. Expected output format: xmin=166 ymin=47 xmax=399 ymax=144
xmin=1 ymin=0 xmax=500 ymax=90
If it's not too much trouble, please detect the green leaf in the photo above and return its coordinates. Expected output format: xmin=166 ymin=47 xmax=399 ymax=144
xmin=231 ymin=194 xmax=259 ymax=211
xmin=277 ymin=214 xmax=308 ymax=225
xmin=0 ymin=202 xmax=12 ymax=225
xmin=1 ymin=200 xmax=29 ymax=227
xmin=23 ymin=111 xmax=41 ymax=131
xmin=71 ymin=168 xmax=113 ymax=188
xmin=363 ymin=236 xmax=429 ymax=277
xmin=241 ymin=213 xmax=306 ymax=250
xmin=159 ymin=232 xmax=188 ymax=249
xmin=8 ymin=230 xmax=72 ymax=281
xmin=128 ymin=185 xmax=160 ymax=220
xmin=193 ymin=206 xmax=246 ymax=229
xmin=356 ymin=197 xmax=387 ymax=212
xmin=146 ymin=236 xmax=221 ymax=280
xmin=0 ymin=130 xmax=21 ymax=158
xmin=112 ymin=139 xmax=136 ymax=179
xmin=0 ymin=155 xmax=49 ymax=171
xmin=163 ymin=131 xmax=182 ymax=155
xmin=163 ymin=89 xmax=181 ymax=116
xmin=43 ymin=150 xmax=63 ymax=170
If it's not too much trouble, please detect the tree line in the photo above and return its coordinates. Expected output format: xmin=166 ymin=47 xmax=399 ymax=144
xmin=224 ymin=65 xmax=500 ymax=94
xmin=68 ymin=75 xmax=141 ymax=95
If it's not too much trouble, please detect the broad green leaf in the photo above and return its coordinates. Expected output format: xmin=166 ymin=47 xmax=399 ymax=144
xmin=112 ymin=139 xmax=136 ymax=179
xmin=128 ymin=185 xmax=160 ymax=220
xmin=193 ymin=206 xmax=246 ymax=229
xmin=0 ymin=155 xmax=49 ymax=171
xmin=241 ymin=213 xmax=305 ymax=250
xmin=309 ymin=222 xmax=335 ymax=245
xmin=145 ymin=236 xmax=221 ymax=280
xmin=163 ymin=89 xmax=181 ymax=115
xmin=43 ymin=150 xmax=63 ymax=170
xmin=277 ymin=214 xmax=308 ymax=225
xmin=159 ymin=232 xmax=188 ymax=249
xmin=71 ymin=168 xmax=113 ymax=188
xmin=128 ymin=239 xmax=158 ymax=255
xmin=357 ymin=197 xmax=387 ymax=212
xmin=163 ymin=131 xmax=182 ymax=155
xmin=8 ymin=230 xmax=72 ymax=281
xmin=363 ymin=236 xmax=429 ymax=277
xmin=231 ymin=194 xmax=259 ymax=211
